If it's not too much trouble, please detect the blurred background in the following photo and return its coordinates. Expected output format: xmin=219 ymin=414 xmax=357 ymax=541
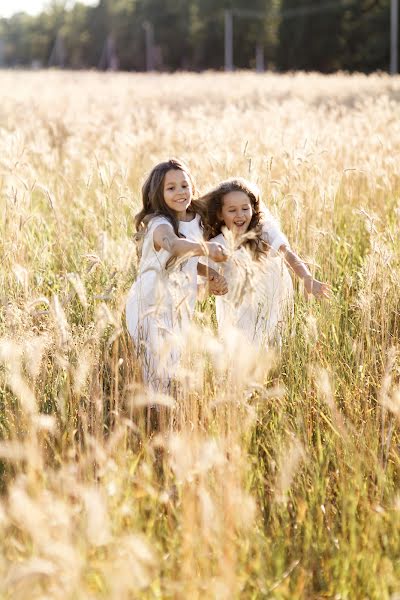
xmin=0 ymin=0 xmax=397 ymax=73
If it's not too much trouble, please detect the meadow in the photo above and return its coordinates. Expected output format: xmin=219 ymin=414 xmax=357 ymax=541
xmin=0 ymin=70 xmax=400 ymax=599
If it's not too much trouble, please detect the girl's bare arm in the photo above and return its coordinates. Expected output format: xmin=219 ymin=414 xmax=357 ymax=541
xmin=153 ymin=224 xmax=227 ymax=263
xmin=280 ymin=245 xmax=331 ymax=299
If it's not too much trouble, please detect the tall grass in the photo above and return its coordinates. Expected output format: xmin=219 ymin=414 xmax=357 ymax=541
xmin=0 ymin=70 xmax=400 ymax=599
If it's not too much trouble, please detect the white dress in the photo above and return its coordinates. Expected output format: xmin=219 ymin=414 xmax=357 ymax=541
xmin=126 ymin=214 xmax=202 ymax=390
xmin=209 ymin=217 xmax=294 ymax=349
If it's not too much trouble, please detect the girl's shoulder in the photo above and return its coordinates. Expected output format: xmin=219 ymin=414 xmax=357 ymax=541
xmin=259 ymin=211 xmax=290 ymax=251
xmin=145 ymin=214 xmax=173 ymax=234
xmin=140 ymin=215 xmax=173 ymax=255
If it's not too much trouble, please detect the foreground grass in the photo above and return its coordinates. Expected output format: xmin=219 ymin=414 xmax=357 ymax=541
xmin=0 ymin=70 xmax=400 ymax=599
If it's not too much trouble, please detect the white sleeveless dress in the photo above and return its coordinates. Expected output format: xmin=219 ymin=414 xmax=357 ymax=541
xmin=126 ymin=214 xmax=202 ymax=390
xmin=209 ymin=219 xmax=294 ymax=349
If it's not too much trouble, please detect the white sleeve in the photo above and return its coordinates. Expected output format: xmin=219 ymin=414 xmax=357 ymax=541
xmin=259 ymin=206 xmax=290 ymax=252
xmin=143 ymin=216 xmax=174 ymax=254
xmin=147 ymin=215 xmax=172 ymax=233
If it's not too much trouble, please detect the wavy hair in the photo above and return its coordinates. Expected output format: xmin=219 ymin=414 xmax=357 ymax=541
xmin=201 ymin=178 xmax=269 ymax=260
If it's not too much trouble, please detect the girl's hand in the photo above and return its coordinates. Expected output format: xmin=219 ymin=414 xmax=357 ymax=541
xmin=304 ymin=277 xmax=331 ymax=300
xmin=208 ymin=273 xmax=228 ymax=296
xmin=206 ymin=242 xmax=228 ymax=263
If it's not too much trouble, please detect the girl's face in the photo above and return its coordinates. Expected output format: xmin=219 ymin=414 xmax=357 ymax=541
xmin=219 ymin=191 xmax=253 ymax=235
xmin=163 ymin=169 xmax=192 ymax=216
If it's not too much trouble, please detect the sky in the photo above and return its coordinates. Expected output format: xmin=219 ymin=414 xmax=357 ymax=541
xmin=0 ymin=0 xmax=97 ymax=18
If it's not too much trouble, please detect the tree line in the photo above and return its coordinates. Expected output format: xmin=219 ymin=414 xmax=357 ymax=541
xmin=0 ymin=0 xmax=395 ymax=73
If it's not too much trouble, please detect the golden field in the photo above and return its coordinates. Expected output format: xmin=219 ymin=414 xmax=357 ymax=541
xmin=0 ymin=70 xmax=400 ymax=599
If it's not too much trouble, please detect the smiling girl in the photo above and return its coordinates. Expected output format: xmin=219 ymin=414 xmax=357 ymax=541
xmin=126 ymin=159 xmax=227 ymax=391
xmin=202 ymin=178 xmax=330 ymax=348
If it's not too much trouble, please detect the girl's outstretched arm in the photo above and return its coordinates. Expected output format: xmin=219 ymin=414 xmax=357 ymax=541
xmin=280 ymin=245 xmax=331 ymax=300
xmin=153 ymin=224 xmax=227 ymax=263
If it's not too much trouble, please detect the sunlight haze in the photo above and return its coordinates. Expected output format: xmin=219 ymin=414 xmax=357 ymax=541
xmin=0 ymin=0 xmax=97 ymax=18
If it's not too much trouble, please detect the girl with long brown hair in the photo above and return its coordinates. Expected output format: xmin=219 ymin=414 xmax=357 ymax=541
xmin=201 ymin=177 xmax=330 ymax=347
xmin=126 ymin=158 xmax=227 ymax=391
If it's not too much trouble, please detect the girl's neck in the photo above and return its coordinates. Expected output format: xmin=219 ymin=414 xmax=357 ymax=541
xmin=177 ymin=209 xmax=195 ymax=222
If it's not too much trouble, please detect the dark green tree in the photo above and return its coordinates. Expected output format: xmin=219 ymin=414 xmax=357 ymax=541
xmin=191 ymin=0 xmax=276 ymax=70
xmin=0 ymin=0 xmax=395 ymax=73
xmin=278 ymin=0 xmax=343 ymax=72
xmin=1 ymin=13 xmax=36 ymax=66
xmin=340 ymin=1 xmax=391 ymax=72
xmin=132 ymin=0 xmax=195 ymax=70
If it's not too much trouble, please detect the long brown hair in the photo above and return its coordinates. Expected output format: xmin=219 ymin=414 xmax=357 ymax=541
xmin=134 ymin=159 xmax=206 ymax=267
xmin=201 ymin=178 xmax=269 ymax=259
xmin=135 ymin=158 xmax=204 ymax=236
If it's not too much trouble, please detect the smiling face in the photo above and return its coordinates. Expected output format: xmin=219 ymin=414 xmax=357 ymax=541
xmin=219 ymin=190 xmax=253 ymax=235
xmin=163 ymin=169 xmax=192 ymax=217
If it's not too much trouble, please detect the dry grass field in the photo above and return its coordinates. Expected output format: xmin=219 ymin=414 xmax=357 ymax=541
xmin=1 ymin=70 xmax=400 ymax=599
